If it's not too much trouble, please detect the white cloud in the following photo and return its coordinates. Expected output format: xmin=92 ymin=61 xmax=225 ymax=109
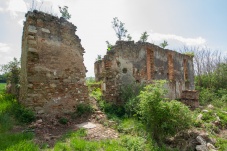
xmin=0 ymin=43 xmax=11 ymax=53
xmin=7 ymin=0 xmax=27 ymax=17
xmin=0 ymin=7 xmax=4 ymax=12
xmin=149 ymin=31 xmax=206 ymax=46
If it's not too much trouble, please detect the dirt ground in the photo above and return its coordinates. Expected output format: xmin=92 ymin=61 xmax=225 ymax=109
xmin=11 ymin=110 xmax=119 ymax=148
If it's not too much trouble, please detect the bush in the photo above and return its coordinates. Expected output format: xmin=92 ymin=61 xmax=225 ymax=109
xmin=138 ymin=80 xmax=192 ymax=142
xmin=11 ymin=103 xmax=35 ymax=124
xmin=76 ymin=103 xmax=94 ymax=117
xmin=59 ymin=117 xmax=68 ymax=125
xmin=199 ymin=88 xmax=217 ymax=105
xmin=90 ymin=88 xmax=102 ymax=101
xmin=120 ymin=83 xmax=144 ymax=117
xmin=103 ymin=102 xmax=125 ymax=118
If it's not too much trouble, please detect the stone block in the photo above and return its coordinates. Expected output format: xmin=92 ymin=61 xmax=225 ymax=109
xmin=28 ymin=25 xmax=37 ymax=34
xmin=28 ymin=40 xmax=37 ymax=46
xmin=41 ymin=28 xmax=50 ymax=33
xmin=28 ymin=48 xmax=38 ymax=53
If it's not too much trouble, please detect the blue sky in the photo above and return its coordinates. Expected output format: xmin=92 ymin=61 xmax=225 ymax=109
xmin=0 ymin=0 xmax=227 ymax=76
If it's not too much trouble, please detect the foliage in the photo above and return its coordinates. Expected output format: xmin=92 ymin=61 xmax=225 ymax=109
xmin=117 ymin=118 xmax=146 ymax=137
xmin=96 ymin=55 xmax=102 ymax=61
xmin=0 ymin=113 xmax=13 ymax=132
xmin=160 ymin=40 xmax=168 ymax=49
xmin=102 ymin=102 xmax=125 ymax=118
xmin=59 ymin=6 xmax=71 ymax=20
xmin=120 ymin=135 xmax=149 ymax=151
xmin=0 ymin=83 xmax=6 ymax=92
xmin=138 ymin=80 xmax=192 ymax=142
xmin=0 ymin=74 xmax=7 ymax=83
xmin=1 ymin=57 xmax=20 ymax=84
xmin=59 ymin=117 xmax=68 ymax=125
xmin=90 ymin=88 xmax=102 ymax=101
xmin=198 ymin=88 xmax=217 ymax=105
xmin=76 ymin=103 xmax=94 ymax=116
xmin=120 ymin=83 xmax=144 ymax=117
xmin=127 ymin=34 xmax=132 ymax=41
xmin=140 ymin=31 xmax=149 ymax=42
xmin=112 ymin=17 xmax=128 ymax=40
xmin=86 ymin=77 xmax=96 ymax=84
xmin=215 ymin=137 xmax=227 ymax=151
xmin=12 ymin=103 xmax=35 ymax=124
xmin=106 ymin=41 xmax=113 ymax=51
xmin=183 ymin=51 xmax=194 ymax=57
xmin=0 ymin=133 xmax=36 ymax=151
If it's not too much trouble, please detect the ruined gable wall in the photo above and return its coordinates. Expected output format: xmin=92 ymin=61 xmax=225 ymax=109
xmin=95 ymin=41 xmax=194 ymax=102
xmin=20 ymin=11 xmax=88 ymax=115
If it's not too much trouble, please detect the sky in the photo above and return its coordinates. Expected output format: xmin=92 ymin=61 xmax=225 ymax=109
xmin=0 ymin=0 xmax=227 ymax=77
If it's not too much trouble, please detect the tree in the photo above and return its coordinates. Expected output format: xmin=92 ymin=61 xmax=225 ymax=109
xmin=140 ymin=31 xmax=149 ymax=42
xmin=112 ymin=17 xmax=128 ymax=41
xmin=127 ymin=34 xmax=132 ymax=41
xmin=1 ymin=58 xmax=20 ymax=96
xmin=160 ymin=40 xmax=168 ymax=49
xmin=59 ymin=6 xmax=71 ymax=20
xmin=179 ymin=46 xmax=222 ymax=88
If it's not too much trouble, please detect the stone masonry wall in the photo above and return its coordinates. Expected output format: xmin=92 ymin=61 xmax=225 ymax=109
xmin=95 ymin=41 xmax=195 ymax=102
xmin=20 ymin=11 xmax=89 ymax=115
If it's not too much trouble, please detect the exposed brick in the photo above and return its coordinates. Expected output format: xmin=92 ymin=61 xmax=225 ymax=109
xmin=20 ymin=11 xmax=89 ymax=115
xmin=95 ymin=41 xmax=195 ymax=102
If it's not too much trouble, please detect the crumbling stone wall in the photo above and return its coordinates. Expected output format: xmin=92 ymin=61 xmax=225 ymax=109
xmin=95 ymin=41 xmax=195 ymax=102
xmin=20 ymin=11 xmax=89 ymax=115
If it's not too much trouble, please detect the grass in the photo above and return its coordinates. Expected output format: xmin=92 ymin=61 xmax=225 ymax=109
xmin=0 ymin=83 xmax=6 ymax=92
xmin=48 ymin=129 xmax=152 ymax=151
xmin=0 ymin=80 xmax=227 ymax=150
xmin=0 ymin=83 xmax=38 ymax=151
xmin=0 ymin=132 xmax=37 ymax=150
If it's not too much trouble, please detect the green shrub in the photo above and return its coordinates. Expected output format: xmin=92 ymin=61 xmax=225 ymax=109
xmin=138 ymin=80 xmax=192 ymax=142
xmin=11 ymin=103 xmax=35 ymax=124
xmin=199 ymin=88 xmax=217 ymax=105
xmin=76 ymin=103 xmax=94 ymax=116
xmin=120 ymin=83 xmax=144 ymax=117
xmin=103 ymin=102 xmax=125 ymax=118
xmin=90 ymin=88 xmax=102 ymax=101
xmin=59 ymin=117 xmax=68 ymax=125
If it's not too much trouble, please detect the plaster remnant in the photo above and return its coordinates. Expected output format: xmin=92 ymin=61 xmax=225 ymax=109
xmin=95 ymin=41 xmax=197 ymax=106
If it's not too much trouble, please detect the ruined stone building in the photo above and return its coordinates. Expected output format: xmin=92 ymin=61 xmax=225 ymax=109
xmin=95 ymin=41 xmax=195 ymax=103
xmin=20 ymin=11 xmax=89 ymax=115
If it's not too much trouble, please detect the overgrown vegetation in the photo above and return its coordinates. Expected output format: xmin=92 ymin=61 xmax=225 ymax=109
xmin=0 ymin=83 xmax=38 ymax=150
xmin=59 ymin=6 xmax=71 ymax=20
xmin=140 ymin=31 xmax=149 ymax=42
xmin=1 ymin=48 xmax=227 ymax=150
xmin=160 ymin=40 xmax=168 ymax=49
xmin=112 ymin=17 xmax=128 ymax=41
xmin=138 ymin=81 xmax=192 ymax=142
